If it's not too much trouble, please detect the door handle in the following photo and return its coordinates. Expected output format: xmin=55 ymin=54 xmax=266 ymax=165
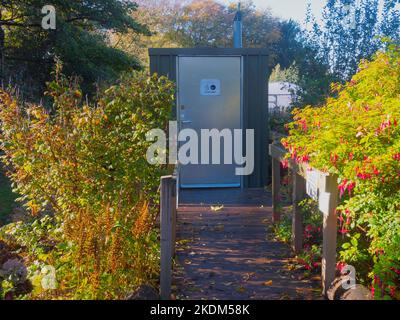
xmin=180 ymin=120 xmax=192 ymax=124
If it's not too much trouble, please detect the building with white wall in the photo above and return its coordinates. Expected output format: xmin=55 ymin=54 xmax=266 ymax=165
xmin=268 ymin=82 xmax=298 ymax=113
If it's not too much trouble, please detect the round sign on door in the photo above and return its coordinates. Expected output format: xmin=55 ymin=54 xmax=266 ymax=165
xmin=200 ymin=79 xmax=221 ymax=96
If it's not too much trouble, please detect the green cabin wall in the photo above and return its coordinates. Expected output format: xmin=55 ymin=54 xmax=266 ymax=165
xmin=149 ymin=48 xmax=271 ymax=188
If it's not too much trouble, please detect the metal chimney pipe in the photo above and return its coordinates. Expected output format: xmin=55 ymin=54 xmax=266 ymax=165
xmin=233 ymin=2 xmax=242 ymax=48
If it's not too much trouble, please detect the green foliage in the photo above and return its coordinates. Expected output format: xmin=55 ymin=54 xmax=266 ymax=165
xmin=0 ymin=65 xmax=175 ymax=299
xmin=381 ymin=0 xmax=400 ymax=40
xmin=273 ymin=214 xmax=292 ymax=244
xmin=270 ymin=172 xmax=293 ymax=244
xmin=0 ymin=170 xmax=16 ymax=224
xmin=269 ymin=112 xmax=293 ymax=135
xmin=111 ymin=0 xmax=181 ymax=66
xmin=272 ymin=197 xmax=323 ymax=275
xmin=0 ymin=0 xmax=150 ymax=99
xmin=306 ymin=0 xmax=380 ymax=80
xmin=270 ymin=20 xmax=337 ymax=107
xmin=119 ymin=0 xmax=282 ymax=67
xmin=167 ymin=0 xmax=281 ymax=49
xmin=283 ymin=44 xmax=400 ymax=299
xmin=296 ymin=245 xmax=321 ymax=276
xmin=298 ymin=199 xmax=323 ymax=273
xmin=280 ymin=0 xmax=400 ymax=108
xmin=306 ymin=0 xmax=400 ymax=81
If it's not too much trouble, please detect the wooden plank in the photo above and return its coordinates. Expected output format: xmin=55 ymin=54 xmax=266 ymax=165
xmin=306 ymin=169 xmax=319 ymax=201
xmin=270 ymin=131 xmax=287 ymax=143
xmin=269 ymin=144 xmax=286 ymax=162
xmin=173 ymin=166 xmax=180 ymax=209
xmin=269 ymin=144 xmax=308 ymax=179
xmin=160 ymin=175 xmax=173 ymax=300
xmin=272 ymin=157 xmax=281 ymax=222
xmin=321 ymin=175 xmax=339 ymax=296
xmin=292 ymin=172 xmax=306 ymax=253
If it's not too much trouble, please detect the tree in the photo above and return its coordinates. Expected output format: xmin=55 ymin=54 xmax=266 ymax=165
xmin=168 ymin=0 xmax=232 ymax=47
xmin=128 ymin=0 xmax=332 ymax=107
xmin=114 ymin=0 xmax=282 ymax=68
xmin=0 ymin=0 xmax=149 ymax=99
xmin=111 ymin=0 xmax=187 ymax=66
xmin=380 ymin=0 xmax=400 ymax=41
xmin=305 ymin=0 xmax=400 ymax=81
xmin=269 ymin=19 xmax=335 ymax=107
xmin=166 ymin=0 xmax=281 ymax=49
xmin=276 ymin=0 xmax=400 ymax=108
xmin=239 ymin=3 xmax=281 ymax=49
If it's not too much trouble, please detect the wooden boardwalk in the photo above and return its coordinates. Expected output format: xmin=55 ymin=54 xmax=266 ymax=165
xmin=172 ymin=188 xmax=321 ymax=300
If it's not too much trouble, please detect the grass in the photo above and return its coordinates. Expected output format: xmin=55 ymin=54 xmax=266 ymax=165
xmin=0 ymin=169 xmax=16 ymax=224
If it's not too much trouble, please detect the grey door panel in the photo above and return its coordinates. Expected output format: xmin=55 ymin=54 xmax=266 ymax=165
xmin=177 ymin=56 xmax=242 ymax=188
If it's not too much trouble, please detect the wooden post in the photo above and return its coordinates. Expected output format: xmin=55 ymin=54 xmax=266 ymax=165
xmin=292 ymin=172 xmax=306 ymax=254
xmin=160 ymin=175 xmax=176 ymax=300
xmin=171 ymin=177 xmax=177 ymax=257
xmin=272 ymin=157 xmax=281 ymax=223
xmin=319 ymin=174 xmax=339 ymax=297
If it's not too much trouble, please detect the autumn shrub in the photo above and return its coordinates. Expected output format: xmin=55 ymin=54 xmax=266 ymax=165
xmin=282 ymin=43 xmax=400 ymax=299
xmin=0 ymin=65 xmax=175 ymax=299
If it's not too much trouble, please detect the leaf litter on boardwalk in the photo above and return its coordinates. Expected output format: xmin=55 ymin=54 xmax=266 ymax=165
xmin=263 ymin=280 xmax=273 ymax=286
xmin=236 ymin=286 xmax=246 ymax=293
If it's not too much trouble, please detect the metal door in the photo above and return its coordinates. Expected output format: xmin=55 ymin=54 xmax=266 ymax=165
xmin=177 ymin=56 xmax=242 ymax=188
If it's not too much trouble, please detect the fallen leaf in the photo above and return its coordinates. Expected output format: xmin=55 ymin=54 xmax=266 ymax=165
xmin=236 ymin=286 xmax=246 ymax=293
xmin=243 ymin=272 xmax=255 ymax=281
xmin=211 ymin=205 xmax=224 ymax=212
xmin=177 ymin=239 xmax=191 ymax=245
xmin=263 ymin=280 xmax=273 ymax=286
xmin=285 ymin=264 xmax=296 ymax=271
xmin=280 ymin=293 xmax=291 ymax=300
xmin=188 ymin=287 xmax=201 ymax=292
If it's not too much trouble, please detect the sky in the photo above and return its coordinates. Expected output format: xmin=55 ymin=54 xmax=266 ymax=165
xmin=221 ymin=0 xmax=326 ymax=24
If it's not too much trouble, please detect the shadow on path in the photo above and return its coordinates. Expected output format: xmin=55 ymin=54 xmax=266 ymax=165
xmin=172 ymin=188 xmax=321 ymax=300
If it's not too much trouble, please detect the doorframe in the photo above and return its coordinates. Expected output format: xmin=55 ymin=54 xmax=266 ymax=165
xmin=175 ymin=55 xmax=245 ymax=189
